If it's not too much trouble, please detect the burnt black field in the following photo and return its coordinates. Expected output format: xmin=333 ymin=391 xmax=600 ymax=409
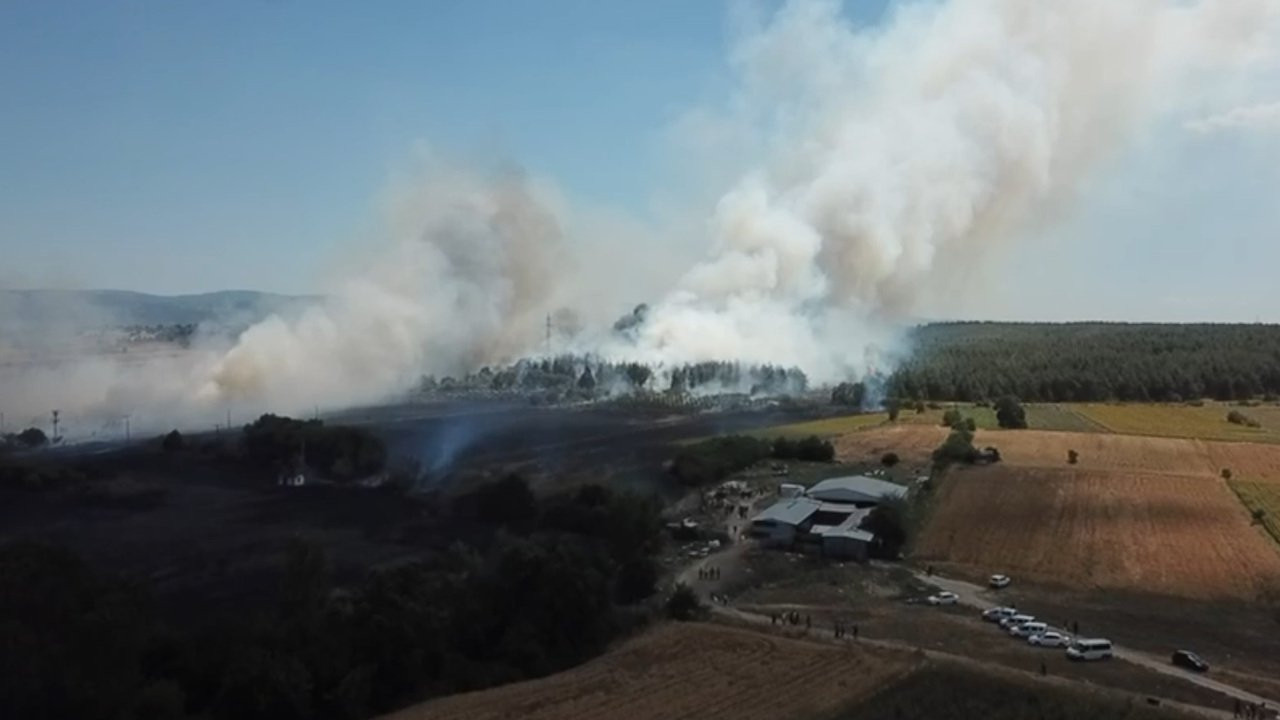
xmin=0 ymin=398 xmax=827 ymax=616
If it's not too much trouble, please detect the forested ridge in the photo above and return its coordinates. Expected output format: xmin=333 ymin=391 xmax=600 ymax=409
xmin=888 ymin=322 xmax=1280 ymax=402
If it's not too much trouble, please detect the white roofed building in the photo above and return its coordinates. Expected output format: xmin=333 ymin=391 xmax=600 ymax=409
xmin=748 ymin=476 xmax=909 ymax=560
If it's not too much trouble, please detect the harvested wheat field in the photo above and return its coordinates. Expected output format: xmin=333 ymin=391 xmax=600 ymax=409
xmin=1075 ymin=403 xmax=1280 ymax=444
xmin=834 ymin=424 xmax=948 ymax=466
xmin=915 ymin=465 xmax=1280 ymax=600
xmin=386 ymin=623 xmax=915 ymax=720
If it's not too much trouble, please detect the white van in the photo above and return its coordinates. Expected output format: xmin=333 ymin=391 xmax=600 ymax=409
xmin=1066 ymin=638 xmax=1113 ymax=661
xmin=1009 ymin=621 xmax=1047 ymax=638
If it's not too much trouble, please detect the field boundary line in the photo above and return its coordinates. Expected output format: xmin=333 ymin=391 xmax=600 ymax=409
xmin=1226 ymin=479 xmax=1280 ymax=548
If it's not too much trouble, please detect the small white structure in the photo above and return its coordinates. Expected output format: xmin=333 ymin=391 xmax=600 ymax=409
xmin=278 ymin=473 xmax=306 ymax=487
xmin=779 ymin=482 xmax=805 ymax=498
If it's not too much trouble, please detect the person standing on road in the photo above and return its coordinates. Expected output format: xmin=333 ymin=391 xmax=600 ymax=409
xmin=853 ymin=624 xmax=859 ymax=640
xmin=1234 ymin=698 xmax=1241 ymax=718
xmin=1039 ymin=661 xmax=1047 ymax=676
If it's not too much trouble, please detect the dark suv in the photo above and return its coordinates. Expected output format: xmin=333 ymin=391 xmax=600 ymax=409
xmin=1171 ymin=650 xmax=1209 ymax=672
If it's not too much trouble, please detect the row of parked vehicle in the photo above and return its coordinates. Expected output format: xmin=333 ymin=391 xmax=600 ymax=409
xmin=981 ymin=606 xmax=1113 ymax=660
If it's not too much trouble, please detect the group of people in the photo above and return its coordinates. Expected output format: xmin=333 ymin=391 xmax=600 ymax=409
xmin=697 ymin=565 xmax=721 ymax=581
xmin=1235 ymin=699 xmax=1273 ymax=719
xmin=834 ymin=620 xmax=858 ymax=639
xmin=771 ymin=611 xmax=810 ymax=630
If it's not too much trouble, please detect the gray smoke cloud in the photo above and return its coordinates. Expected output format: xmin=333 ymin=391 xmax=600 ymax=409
xmin=5 ymin=0 xmax=1279 ymax=433
xmin=197 ymin=159 xmax=568 ymax=411
xmin=605 ymin=0 xmax=1280 ymax=381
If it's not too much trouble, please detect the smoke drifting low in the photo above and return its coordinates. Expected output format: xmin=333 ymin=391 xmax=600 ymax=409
xmin=5 ymin=0 xmax=1279 ymax=433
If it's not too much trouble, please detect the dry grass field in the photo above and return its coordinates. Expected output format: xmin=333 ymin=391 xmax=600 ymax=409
xmin=386 ymin=623 xmax=915 ymax=720
xmin=833 ymin=424 xmax=948 ymax=467
xmin=914 ymin=465 xmax=1280 ymax=600
xmin=1075 ymin=403 xmax=1280 ymax=443
xmin=753 ymin=413 xmax=889 ymax=439
xmin=1228 ymin=480 xmax=1280 ymax=546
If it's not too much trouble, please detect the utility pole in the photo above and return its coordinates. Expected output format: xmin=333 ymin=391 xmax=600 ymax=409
xmin=545 ymin=313 xmax=552 ymax=356
xmin=51 ymin=410 xmax=60 ymax=442
xmin=226 ymin=407 xmax=231 ymax=430
xmin=124 ymin=415 xmax=130 ymax=442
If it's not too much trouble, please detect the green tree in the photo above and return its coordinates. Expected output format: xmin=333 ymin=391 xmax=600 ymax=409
xmin=860 ymin=500 xmax=908 ymax=559
xmin=994 ymin=396 xmax=1027 ymax=429
xmin=942 ymin=408 xmax=962 ymax=428
xmin=831 ymin=382 xmax=866 ymax=407
xmin=1067 ymin=449 xmax=1079 ymax=465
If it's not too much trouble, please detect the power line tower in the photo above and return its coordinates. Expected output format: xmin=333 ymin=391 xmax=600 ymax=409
xmin=51 ymin=410 xmax=60 ymax=442
xmin=545 ymin=313 xmax=552 ymax=356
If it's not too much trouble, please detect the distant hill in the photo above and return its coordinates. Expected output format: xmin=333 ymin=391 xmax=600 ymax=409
xmin=0 ymin=289 xmax=322 ymax=334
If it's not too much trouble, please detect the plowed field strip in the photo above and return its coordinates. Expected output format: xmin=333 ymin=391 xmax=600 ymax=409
xmin=389 ymin=623 xmax=913 ymax=720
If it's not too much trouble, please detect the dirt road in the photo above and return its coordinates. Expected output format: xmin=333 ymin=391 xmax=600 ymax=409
xmin=710 ymin=603 xmax=1234 ymax=719
xmin=914 ymin=572 xmax=1280 ymax=710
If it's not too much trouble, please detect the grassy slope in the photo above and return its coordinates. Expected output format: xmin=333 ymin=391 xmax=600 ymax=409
xmin=825 ymin=663 xmax=1197 ymax=720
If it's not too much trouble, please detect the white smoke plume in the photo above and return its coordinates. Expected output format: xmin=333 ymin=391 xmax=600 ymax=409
xmin=609 ymin=0 xmax=1280 ymax=381
xmin=6 ymin=0 xmax=1279 ymax=433
xmin=196 ymin=159 xmax=567 ymax=412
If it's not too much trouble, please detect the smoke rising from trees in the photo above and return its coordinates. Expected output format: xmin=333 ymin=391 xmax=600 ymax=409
xmin=5 ymin=0 xmax=1279 ymax=430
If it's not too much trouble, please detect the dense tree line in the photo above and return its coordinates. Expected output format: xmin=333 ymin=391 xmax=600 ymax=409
xmin=671 ymin=434 xmax=834 ymax=486
xmin=889 ymin=322 xmax=1280 ymax=402
xmin=0 ymin=477 xmax=664 ymax=720
xmin=421 ymin=356 xmax=807 ymax=401
xmin=243 ymin=414 xmax=387 ymax=482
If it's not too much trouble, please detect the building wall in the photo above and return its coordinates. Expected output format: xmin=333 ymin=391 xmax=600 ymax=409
xmin=822 ymin=536 xmax=869 ymax=561
xmin=750 ymin=521 xmax=796 ymax=547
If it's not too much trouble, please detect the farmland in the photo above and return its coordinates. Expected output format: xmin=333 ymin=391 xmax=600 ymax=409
xmin=1023 ymin=403 xmax=1109 ymax=432
xmin=1075 ymin=403 xmax=1280 ymax=443
xmin=388 ymin=623 xmax=916 ymax=720
xmin=1229 ymin=480 xmax=1280 ymax=546
xmin=914 ymin=465 xmax=1280 ymax=600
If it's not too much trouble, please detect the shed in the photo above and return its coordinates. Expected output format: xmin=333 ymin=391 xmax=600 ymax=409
xmin=807 ymin=475 xmax=908 ymax=506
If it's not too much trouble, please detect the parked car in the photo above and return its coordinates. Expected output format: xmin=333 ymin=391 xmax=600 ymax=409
xmin=982 ymin=606 xmax=1017 ymax=622
xmin=1171 ymin=650 xmax=1209 ymax=672
xmin=1066 ymin=638 xmax=1113 ymax=661
xmin=1028 ymin=631 xmax=1071 ymax=647
xmin=988 ymin=574 xmax=1011 ymax=589
xmin=999 ymin=613 xmax=1035 ymax=629
xmin=1009 ymin=621 xmax=1047 ymax=638
xmin=927 ymin=591 xmax=959 ymax=606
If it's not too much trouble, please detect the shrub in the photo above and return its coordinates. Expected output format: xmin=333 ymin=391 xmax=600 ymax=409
xmin=14 ymin=427 xmax=48 ymax=448
xmin=1221 ymin=468 xmax=1233 ymax=480
xmin=161 ymin=430 xmax=184 ymax=453
xmin=666 ymin=583 xmax=704 ymax=621
xmin=932 ymin=426 xmax=978 ymax=468
xmin=1067 ymin=449 xmax=1078 ymax=465
xmin=994 ymin=396 xmax=1027 ymax=429
xmin=881 ymin=452 xmax=900 ymax=467
xmin=1226 ymin=410 xmax=1260 ymax=427
xmin=671 ymin=435 xmax=771 ymax=487
xmin=941 ymin=409 xmax=962 ymax=428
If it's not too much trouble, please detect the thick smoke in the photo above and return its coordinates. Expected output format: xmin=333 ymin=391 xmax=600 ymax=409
xmin=609 ymin=0 xmax=1279 ymax=381
xmin=6 ymin=0 xmax=1278 ymax=433
xmin=196 ymin=161 xmax=566 ymax=411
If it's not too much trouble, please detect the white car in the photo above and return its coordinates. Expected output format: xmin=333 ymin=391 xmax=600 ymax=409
xmin=927 ymin=591 xmax=959 ymax=606
xmin=981 ymin=606 xmax=1017 ymax=622
xmin=988 ymin=574 xmax=1011 ymax=589
xmin=1029 ymin=631 xmax=1071 ymax=648
xmin=999 ymin=613 xmax=1035 ymax=629
xmin=1009 ymin=621 xmax=1047 ymax=639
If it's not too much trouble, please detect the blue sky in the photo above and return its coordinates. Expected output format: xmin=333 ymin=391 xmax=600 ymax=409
xmin=2 ymin=0 xmax=1279 ymax=322
xmin=1 ymin=1 xmax=761 ymax=293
